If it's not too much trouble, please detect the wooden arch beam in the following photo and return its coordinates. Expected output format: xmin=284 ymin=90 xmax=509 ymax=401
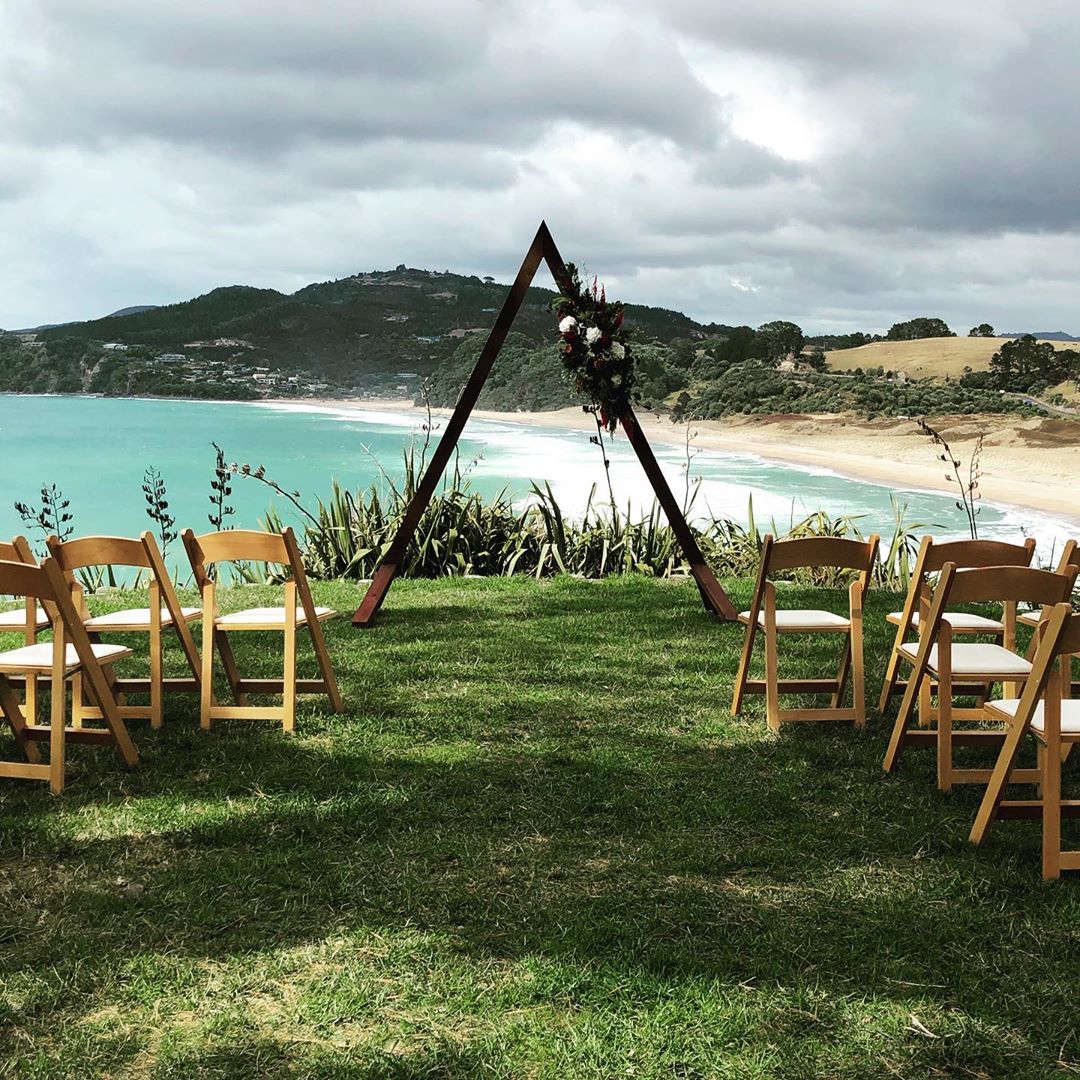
xmin=353 ymin=221 xmax=736 ymax=626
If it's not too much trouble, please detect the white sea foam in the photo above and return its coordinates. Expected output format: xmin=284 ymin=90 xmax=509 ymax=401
xmin=243 ymin=398 xmax=1077 ymax=550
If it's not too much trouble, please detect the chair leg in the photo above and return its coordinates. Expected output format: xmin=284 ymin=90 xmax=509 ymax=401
xmin=851 ymin=626 xmax=866 ymax=730
xmin=71 ymin=671 xmax=84 ymax=729
xmin=883 ymin=649 xmax=926 ymax=772
xmin=0 ymin=675 xmax=41 ymax=764
xmin=24 ymin=670 xmax=37 ymax=725
xmin=283 ymin=583 xmax=297 ymax=733
xmin=214 ymin=630 xmax=247 ymax=707
xmin=918 ymin=670 xmax=932 ymax=728
xmin=937 ymin=652 xmax=953 ymax=793
xmin=764 ymin=626 xmax=780 ymax=733
xmin=831 ymin=640 xmax=852 ymax=711
xmin=1042 ymin=739 xmax=1061 ymax=880
xmin=879 ymin=642 xmax=902 ymax=715
xmin=49 ymin=645 xmax=66 ymax=795
xmin=731 ymin=620 xmax=756 ymax=717
xmin=308 ymin=622 xmax=344 ymax=714
xmin=150 ymin=599 xmax=163 ymax=730
xmin=201 ymin=604 xmax=214 ymax=732
xmin=148 ymin=636 xmax=164 ymax=731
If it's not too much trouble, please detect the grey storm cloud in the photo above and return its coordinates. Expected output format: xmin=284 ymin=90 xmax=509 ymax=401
xmin=1 ymin=0 xmax=1079 ymax=333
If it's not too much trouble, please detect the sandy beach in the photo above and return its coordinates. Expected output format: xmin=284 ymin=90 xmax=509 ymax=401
xmin=283 ymin=398 xmax=1079 ymax=525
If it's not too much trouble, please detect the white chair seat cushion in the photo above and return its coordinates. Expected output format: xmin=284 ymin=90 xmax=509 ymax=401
xmin=897 ymin=641 xmax=1032 ymax=676
xmin=0 ymin=606 xmax=49 ymax=631
xmin=740 ymin=609 xmax=850 ymax=630
xmin=887 ymin=610 xmax=1003 ymax=632
xmin=215 ymin=605 xmax=335 ymax=628
xmin=986 ymin=697 xmax=1080 ymax=736
xmin=0 ymin=641 xmax=132 ymax=674
xmin=84 ymin=606 xmax=200 ymax=630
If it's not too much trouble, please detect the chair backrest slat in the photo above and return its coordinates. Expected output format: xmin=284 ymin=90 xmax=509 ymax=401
xmin=190 ymin=529 xmax=290 ymax=568
xmin=0 ymin=536 xmax=36 ymax=567
xmin=1055 ymin=539 xmax=1078 ymax=576
xmin=0 ymin=559 xmax=52 ymax=601
xmin=1058 ymin=613 xmax=1080 ymax=657
xmin=765 ymin=535 xmax=878 ymax=574
xmin=946 ymin=565 xmax=1077 ymax=607
xmin=47 ymin=535 xmax=151 ymax=571
xmin=923 ymin=537 xmax=1036 ymax=574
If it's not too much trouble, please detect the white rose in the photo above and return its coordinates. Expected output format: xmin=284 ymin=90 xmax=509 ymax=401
xmin=559 ymin=316 xmax=578 ymax=334
xmin=585 ymin=326 xmax=602 ymax=345
xmin=611 ymin=341 xmax=625 ymax=360
xmin=611 ymin=373 xmax=623 ymax=387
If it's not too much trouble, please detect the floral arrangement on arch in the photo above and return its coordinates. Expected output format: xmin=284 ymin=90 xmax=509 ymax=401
xmin=552 ymin=264 xmax=634 ymax=433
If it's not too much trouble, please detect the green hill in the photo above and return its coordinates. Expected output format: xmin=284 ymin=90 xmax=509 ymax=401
xmin=33 ymin=268 xmax=703 ymax=388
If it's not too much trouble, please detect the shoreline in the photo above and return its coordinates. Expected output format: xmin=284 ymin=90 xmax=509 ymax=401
xmin=263 ymin=396 xmax=1080 ymax=527
xmin=3 ymin=391 xmax=1074 ymax=527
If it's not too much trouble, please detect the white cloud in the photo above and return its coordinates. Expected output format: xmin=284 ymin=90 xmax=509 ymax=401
xmin=1 ymin=0 xmax=1079 ymax=335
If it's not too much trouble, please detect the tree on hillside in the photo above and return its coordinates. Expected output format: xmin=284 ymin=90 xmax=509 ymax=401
xmin=805 ymin=344 xmax=828 ymax=371
xmin=968 ymin=323 xmax=995 ymax=337
xmin=981 ymin=333 xmax=1078 ymax=392
xmin=756 ymin=320 xmax=804 ymax=364
xmin=886 ymin=317 xmax=955 ymax=341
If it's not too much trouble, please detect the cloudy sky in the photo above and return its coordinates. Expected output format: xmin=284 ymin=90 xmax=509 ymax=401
xmin=2 ymin=0 xmax=1078 ymax=333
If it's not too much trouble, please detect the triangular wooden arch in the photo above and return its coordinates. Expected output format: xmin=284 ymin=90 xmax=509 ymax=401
xmin=353 ymin=221 xmax=737 ymax=626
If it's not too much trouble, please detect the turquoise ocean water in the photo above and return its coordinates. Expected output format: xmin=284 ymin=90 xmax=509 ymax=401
xmin=0 ymin=395 xmax=1072 ymax=557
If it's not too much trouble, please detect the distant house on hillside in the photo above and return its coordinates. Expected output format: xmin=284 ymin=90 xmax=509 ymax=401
xmin=384 ymin=313 xmax=410 ymax=323
xmin=102 ymin=342 xmax=129 ymax=351
xmin=430 ymin=291 xmax=456 ymax=301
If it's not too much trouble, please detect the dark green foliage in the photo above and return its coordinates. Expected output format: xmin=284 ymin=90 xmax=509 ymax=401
xmin=0 ymin=335 xmax=260 ymax=400
xmin=961 ymin=333 xmax=1080 ymax=394
xmin=755 ymin=319 xmax=804 ymax=363
xmin=807 ymin=331 xmax=880 ymax=350
xmin=969 ymin=323 xmax=995 ymax=337
xmin=259 ymin=449 xmax=920 ymax=593
xmin=886 ymin=317 xmax=955 ymax=341
xmin=28 ymin=269 xmax=703 ymax=391
xmin=423 ymin=332 xmax=573 ymax=411
xmin=678 ymin=360 xmax=1041 ymax=420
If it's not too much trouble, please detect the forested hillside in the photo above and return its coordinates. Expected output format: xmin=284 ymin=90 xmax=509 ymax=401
xmin=2 ymin=272 xmax=1077 ymax=422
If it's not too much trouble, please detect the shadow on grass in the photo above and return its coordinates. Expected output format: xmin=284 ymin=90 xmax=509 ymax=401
xmin=0 ymin=577 xmax=1075 ymax=1076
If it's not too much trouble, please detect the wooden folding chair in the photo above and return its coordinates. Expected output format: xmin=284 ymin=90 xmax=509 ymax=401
xmin=879 ymin=537 xmax=1036 ymax=715
xmin=882 ymin=564 xmax=1077 ymax=791
xmin=0 ymin=557 xmax=139 ymax=794
xmin=47 ymin=533 xmax=204 ymax=730
xmin=732 ymin=534 xmax=879 ymax=731
xmin=0 ymin=536 xmax=49 ymax=722
xmin=182 ymin=527 xmax=343 ymax=732
xmin=968 ymin=604 xmax=1080 ymax=877
xmin=1018 ymin=539 xmax=1078 ymax=695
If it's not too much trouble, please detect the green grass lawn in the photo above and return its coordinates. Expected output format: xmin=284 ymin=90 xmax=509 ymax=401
xmin=2 ymin=576 xmax=1079 ymax=1079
